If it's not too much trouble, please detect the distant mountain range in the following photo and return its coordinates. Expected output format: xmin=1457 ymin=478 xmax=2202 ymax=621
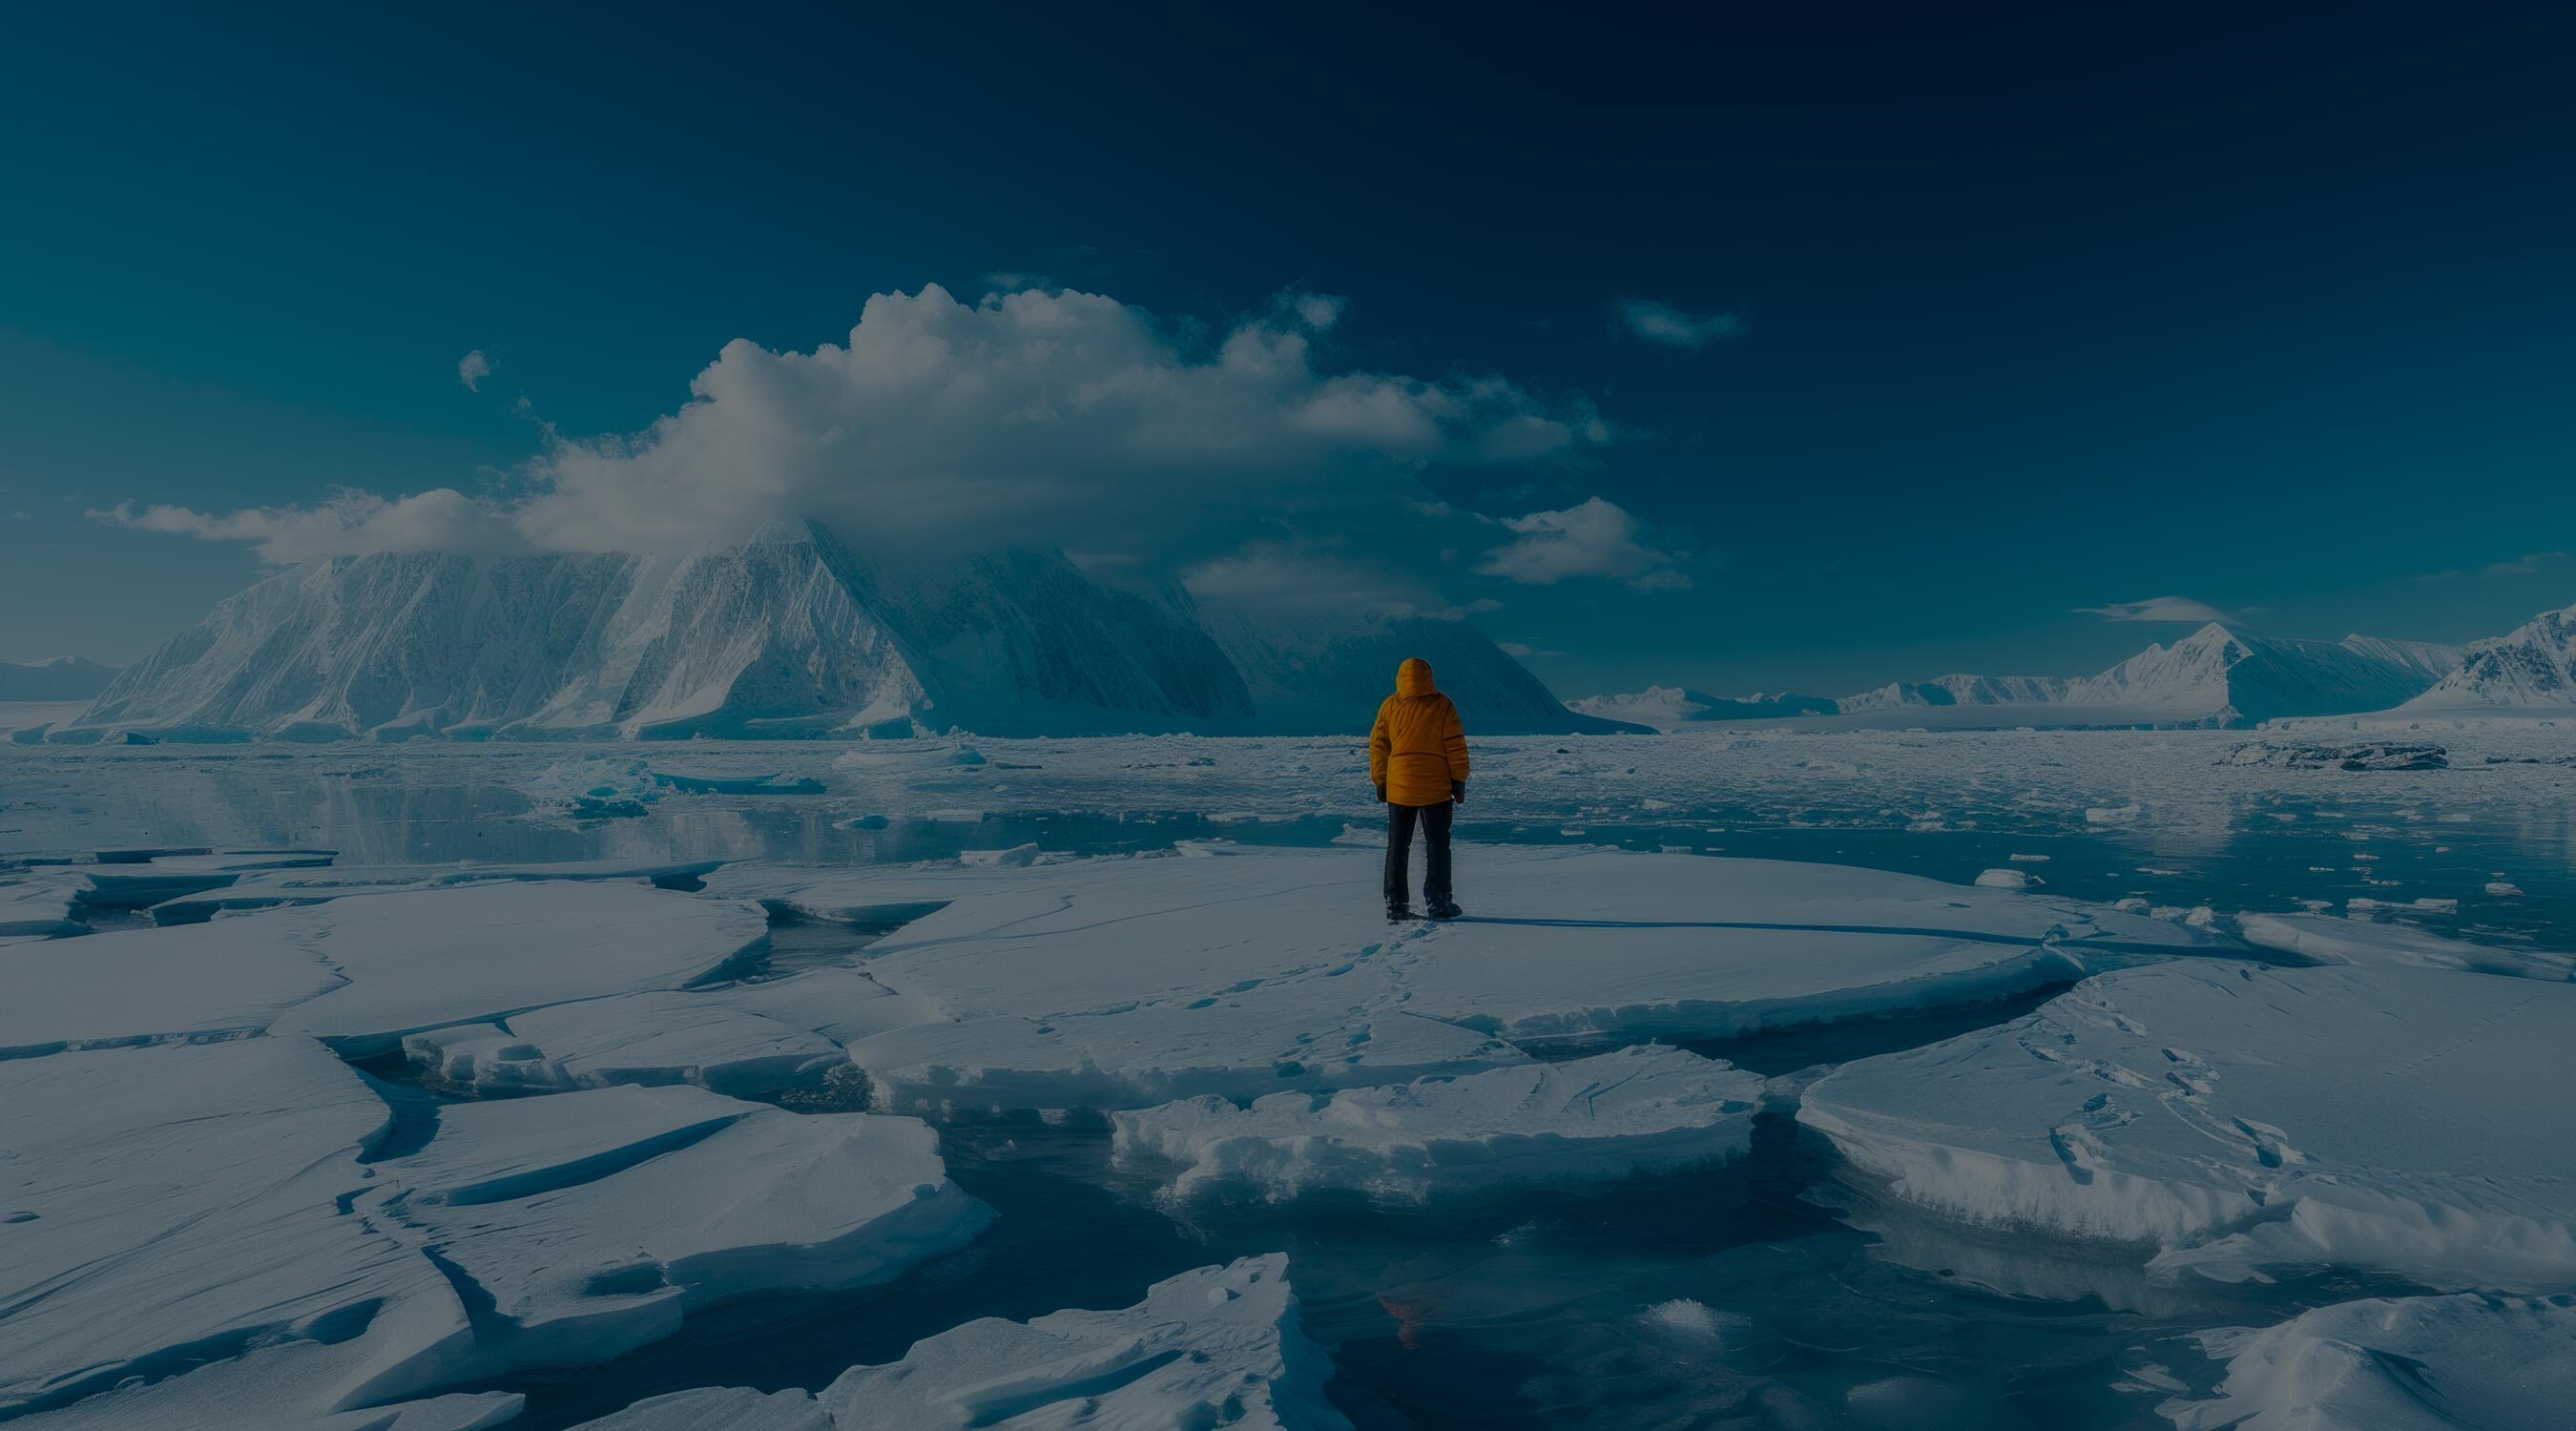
xmin=0 ymin=655 xmax=121 ymax=702
xmin=1572 ymin=621 xmax=2486 ymax=730
xmin=46 ymin=521 xmax=1638 ymax=742
xmin=2393 ymin=601 xmax=2576 ymax=714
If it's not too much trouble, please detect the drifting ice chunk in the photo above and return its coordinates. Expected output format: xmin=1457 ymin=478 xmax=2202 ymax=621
xmin=403 ymin=993 xmax=841 ymax=1097
xmin=1112 ymin=1044 xmax=1762 ymax=1202
xmin=2162 ymin=1294 xmax=2576 ymax=1431
xmin=1974 ymin=867 xmax=2039 ymax=888
xmin=74 ymin=848 xmax=337 ymax=910
xmin=0 ymin=920 xmax=342 ymax=1054
xmin=1798 ymin=963 xmax=2576 ymax=1291
xmin=0 ymin=1040 xmax=469 ymax=1419
xmin=263 ymin=881 xmax=771 ymax=1054
xmin=2236 ymin=912 xmax=2574 ymax=981
xmin=364 ymin=1085 xmax=988 ymax=1372
xmin=819 ymin=1255 xmax=1348 ymax=1430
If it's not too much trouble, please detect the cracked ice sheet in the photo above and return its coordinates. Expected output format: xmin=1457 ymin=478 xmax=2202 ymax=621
xmin=1797 ymin=962 xmax=2576 ymax=1292
xmin=260 ymin=881 xmax=771 ymax=1054
xmin=148 ymin=856 xmax=728 ymax=923
xmin=1113 ymin=1043 xmax=1764 ymax=1202
xmin=362 ymin=1084 xmax=989 ymax=1372
xmin=2161 ymin=1294 xmax=2576 ymax=1431
xmin=0 ymin=1039 xmax=474 ymax=1421
xmin=569 ymin=1255 xmax=1351 ymax=1431
xmin=403 ymin=992 xmax=842 ymax=1097
xmin=0 ymin=919 xmax=343 ymax=1055
xmin=0 ymin=870 xmax=84 ymax=943
xmin=778 ymin=846 xmax=2214 ymax=1111
xmin=2235 ymin=911 xmax=2575 ymax=981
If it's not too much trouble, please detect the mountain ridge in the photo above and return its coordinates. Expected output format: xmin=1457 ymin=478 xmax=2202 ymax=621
xmin=1575 ymin=622 xmax=2469 ymax=730
xmin=59 ymin=522 xmax=1638 ymax=741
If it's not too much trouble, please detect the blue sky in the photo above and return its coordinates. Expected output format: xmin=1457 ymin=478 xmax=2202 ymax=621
xmin=5 ymin=5 xmax=2572 ymax=695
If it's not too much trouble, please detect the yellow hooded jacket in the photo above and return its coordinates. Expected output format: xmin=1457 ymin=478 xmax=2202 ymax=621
xmin=1369 ymin=657 xmax=1469 ymax=806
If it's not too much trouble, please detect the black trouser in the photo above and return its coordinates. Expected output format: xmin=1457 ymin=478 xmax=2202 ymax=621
xmin=1384 ymin=799 xmax=1453 ymax=907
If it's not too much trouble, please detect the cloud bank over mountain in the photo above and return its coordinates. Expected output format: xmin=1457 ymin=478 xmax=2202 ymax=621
xmin=92 ymin=286 xmax=1686 ymax=615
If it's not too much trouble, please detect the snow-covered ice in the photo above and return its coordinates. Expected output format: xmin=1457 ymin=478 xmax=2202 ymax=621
xmin=1112 ymin=1044 xmax=1763 ymax=1202
xmin=570 ymin=1256 xmax=1346 ymax=1430
xmin=0 ymin=1039 xmax=470 ymax=1419
xmin=362 ymin=1084 xmax=988 ymax=1374
xmin=717 ymin=846 xmax=2214 ymax=1113
xmin=0 ymin=919 xmax=343 ymax=1054
xmin=2161 ymin=1294 xmax=2576 ymax=1431
xmin=2236 ymin=911 xmax=2574 ymax=981
xmin=402 ymin=993 xmax=842 ymax=1097
xmin=1799 ymin=962 xmax=2576 ymax=1291
xmin=260 ymin=881 xmax=771 ymax=1053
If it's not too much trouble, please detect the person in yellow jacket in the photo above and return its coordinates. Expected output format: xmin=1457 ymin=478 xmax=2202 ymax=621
xmin=1368 ymin=656 xmax=1469 ymax=921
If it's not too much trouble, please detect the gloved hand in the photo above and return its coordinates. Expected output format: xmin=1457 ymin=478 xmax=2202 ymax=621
xmin=1375 ymin=783 xmax=1387 ymax=803
xmin=1451 ymin=780 xmax=1466 ymax=805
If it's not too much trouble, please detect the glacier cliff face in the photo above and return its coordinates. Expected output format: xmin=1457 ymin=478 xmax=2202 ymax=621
xmin=68 ymin=523 xmax=1626 ymax=740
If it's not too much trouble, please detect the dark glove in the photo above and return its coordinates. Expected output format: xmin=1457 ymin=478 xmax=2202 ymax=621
xmin=1450 ymin=780 xmax=1466 ymax=805
xmin=1375 ymin=783 xmax=1387 ymax=803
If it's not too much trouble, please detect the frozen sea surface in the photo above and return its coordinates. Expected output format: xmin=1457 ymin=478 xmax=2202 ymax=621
xmin=3 ymin=726 xmax=2571 ymax=1429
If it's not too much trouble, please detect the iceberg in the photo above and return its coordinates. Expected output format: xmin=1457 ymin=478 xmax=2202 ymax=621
xmin=1798 ymin=963 xmax=2576 ymax=1291
xmin=1111 ymin=1044 xmax=1763 ymax=1202
xmin=2162 ymin=1294 xmax=2576 ymax=1431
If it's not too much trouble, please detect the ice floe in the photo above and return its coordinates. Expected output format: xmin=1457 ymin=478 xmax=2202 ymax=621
xmin=1799 ymin=962 xmax=2576 ymax=1291
xmin=0 ymin=1039 xmax=470 ymax=1419
xmin=260 ymin=881 xmax=771 ymax=1054
xmin=0 ymin=919 xmax=343 ymax=1055
xmin=726 ymin=846 xmax=2221 ymax=1113
xmin=2236 ymin=911 xmax=2574 ymax=981
xmin=570 ymin=1255 xmax=1347 ymax=1431
xmin=2161 ymin=1294 xmax=2576 ymax=1431
xmin=360 ymin=1084 xmax=987 ymax=1375
xmin=401 ymin=993 xmax=842 ymax=1097
xmin=1112 ymin=1044 xmax=1762 ymax=1202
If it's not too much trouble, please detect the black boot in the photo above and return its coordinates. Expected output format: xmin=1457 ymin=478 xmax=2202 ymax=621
xmin=1427 ymin=899 xmax=1463 ymax=921
xmin=1386 ymin=902 xmax=1417 ymax=923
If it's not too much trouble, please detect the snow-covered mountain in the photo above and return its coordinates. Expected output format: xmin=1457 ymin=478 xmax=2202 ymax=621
xmin=0 ymin=655 xmax=120 ymax=701
xmin=1574 ymin=623 xmax=2462 ymax=730
xmin=2393 ymin=601 xmax=2576 ymax=712
xmin=1566 ymin=687 xmax=1838 ymax=728
xmin=67 ymin=522 xmax=1631 ymax=740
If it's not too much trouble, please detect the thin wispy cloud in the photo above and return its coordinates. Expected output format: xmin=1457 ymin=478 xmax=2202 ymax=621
xmin=2075 ymin=595 xmax=2237 ymax=624
xmin=2482 ymin=550 xmax=2569 ymax=577
xmin=1611 ymin=298 xmax=1746 ymax=350
xmin=457 ymin=350 xmax=492 ymax=391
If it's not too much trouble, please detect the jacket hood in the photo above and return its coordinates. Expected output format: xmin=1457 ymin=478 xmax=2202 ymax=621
xmin=1395 ymin=657 xmax=1436 ymax=698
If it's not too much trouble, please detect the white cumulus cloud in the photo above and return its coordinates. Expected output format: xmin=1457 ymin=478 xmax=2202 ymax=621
xmin=1612 ymin=298 xmax=1746 ymax=350
xmin=457 ymin=350 xmax=492 ymax=391
xmin=1476 ymin=497 xmax=1690 ymax=591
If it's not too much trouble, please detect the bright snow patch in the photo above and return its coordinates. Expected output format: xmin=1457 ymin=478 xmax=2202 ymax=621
xmin=1111 ymin=1044 xmax=1762 ymax=1202
xmin=2161 ymin=1294 xmax=2576 ymax=1431
xmin=1799 ymin=963 xmax=2576 ymax=1292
